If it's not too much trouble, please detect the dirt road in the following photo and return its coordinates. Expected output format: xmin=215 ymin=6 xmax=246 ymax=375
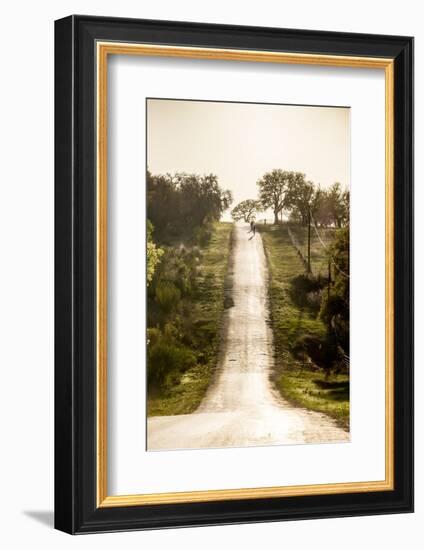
xmin=147 ymin=224 xmax=349 ymax=450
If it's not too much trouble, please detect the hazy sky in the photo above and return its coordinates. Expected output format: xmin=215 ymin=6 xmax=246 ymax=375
xmin=147 ymin=99 xmax=350 ymax=221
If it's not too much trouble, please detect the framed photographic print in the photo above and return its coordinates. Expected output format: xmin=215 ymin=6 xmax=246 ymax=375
xmin=54 ymin=15 xmax=413 ymax=534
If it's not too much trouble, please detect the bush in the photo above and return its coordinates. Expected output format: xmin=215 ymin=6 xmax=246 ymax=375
xmin=293 ymin=333 xmax=339 ymax=372
xmin=153 ymin=246 xmax=200 ymax=297
xmin=147 ymin=220 xmax=163 ymax=285
xmin=289 ymin=274 xmax=325 ymax=312
xmin=155 ymin=281 xmax=181 ymax=314
xmin=320 ymin=295 xmax=349 ymax=354
xmin=147 ymin=339 xmax=197 ymax=389
xmin=147 ymin=327 xmax=161 ymax=347
xmin=319 ymin=227 xmax=349 ymax=354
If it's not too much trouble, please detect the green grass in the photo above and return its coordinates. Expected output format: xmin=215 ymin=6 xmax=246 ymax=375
xmin=278 ymin=370 xmax=350 ymax=429
xmin=259 ymin=224 xmax=349 ymax=429
xmin=147 ymin=362 xmax=215 ymax=416
xmin=147 ymin=222 xmax=233 ymax=416
xmin=260 ymin=225 xmax=326 ymax=353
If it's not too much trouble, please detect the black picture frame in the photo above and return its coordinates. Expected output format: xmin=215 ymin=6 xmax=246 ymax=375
xmin=55 ymin=15 xmax=413 ymax=534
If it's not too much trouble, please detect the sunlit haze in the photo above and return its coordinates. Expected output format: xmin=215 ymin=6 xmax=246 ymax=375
xmin=147 ymin=99 xmax=350 ymax=221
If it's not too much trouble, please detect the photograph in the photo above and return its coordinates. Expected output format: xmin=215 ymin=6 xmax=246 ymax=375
xmin=146 ymin=98 xmax=351 ymax=451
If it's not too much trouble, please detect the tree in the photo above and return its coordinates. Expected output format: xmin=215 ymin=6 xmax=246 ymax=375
xmin=147 ymin=171 xmax=179 ymax=239
xmin=314 ymin=189 xmax=332 ymax=227
xmin=176 ymin=173 xmax=232 ymax=228
xmin=285 ymin=178 xmax=322 ymax=226
xmin=312 ymin=184 xmax=349 ymax=228
xmin=340 ymin=189 xmax=350 ymax=227
xmin=327 ymin=182 xmax=347 ymax=228
xmin=257 ymin=170 xmax=304 ymax=224
xmin=231 ymin=199 xmax=262 ymax=223
xmin=147 ymin=171 xmax=232 ymax=241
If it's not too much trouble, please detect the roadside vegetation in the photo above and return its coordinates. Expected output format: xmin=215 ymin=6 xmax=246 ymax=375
xmin=232 ymin=170 xmax=350 ymax=429
xmin=146 ymin=171 xmax=233 ymax=416
xmin=260 ymin=225 xmax=349 ymax=428
xmin=147 ymin=166 xmax=350 ymax=427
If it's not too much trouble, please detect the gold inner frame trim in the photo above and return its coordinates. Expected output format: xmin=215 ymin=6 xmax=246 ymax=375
xmin=96 ymin=42 xmax=395 ymax=508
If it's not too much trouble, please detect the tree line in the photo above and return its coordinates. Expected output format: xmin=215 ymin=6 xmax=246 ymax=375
xmin=147 ymin=170 xmax=232 ymax=243
xmin=231 ymin=169 xmax=349 ymax=228
xmin=147 ymin=170 xmax=232 ymax=287
xmin=146 ymin=170 xmax=232 ymax=393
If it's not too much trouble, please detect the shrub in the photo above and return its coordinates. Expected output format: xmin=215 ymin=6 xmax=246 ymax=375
xmin=293 ymin=333 xmax=339 ymax=373
xmin=154 ymin=247 xmax=200 ymax=297
xmin=146 ymin=327 xmax=161 ymax=347
xmin=155 ymin=281 xmax=181 ymax=314
xmin=289 ymin=274 xmax=325 ymax=312
xmin=147 ymin=339 xmax=197 ymax=389
xmin=320 ymin=227 xmax=349 ymax=354
xmin=147 ymin=220 xmax=163 ymax=285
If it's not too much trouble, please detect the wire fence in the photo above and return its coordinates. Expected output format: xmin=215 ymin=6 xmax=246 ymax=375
xmin=287 ymin=226 xmax=312 ymax=274
xmin=309 ymin=213 xmax=350 ymax=279
xmin=287 ymin=217 xmax=349 ymax=280
xmin=286 ymin=221 xmax=350 ymax=371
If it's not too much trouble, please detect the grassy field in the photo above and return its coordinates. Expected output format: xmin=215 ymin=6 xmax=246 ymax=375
xmin=278 ymin=370 xmax=349 ymax=429
xmin=260 ymin=224 xmax=349 ymax=429
xmin=147 ymin=222 xmax=233 ymax=416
